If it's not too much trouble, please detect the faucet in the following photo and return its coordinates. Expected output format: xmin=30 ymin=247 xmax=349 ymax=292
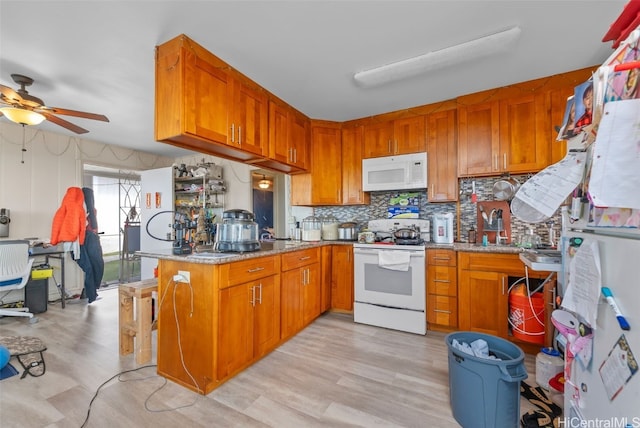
xmin=489 ymin=209 xmax=496 ymax=226
xmin=496 ymin=230 xmax=509 ymax=245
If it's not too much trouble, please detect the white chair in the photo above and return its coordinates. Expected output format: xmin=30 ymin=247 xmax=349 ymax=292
xmin=0 ymin=240 xmax=36 ymax=320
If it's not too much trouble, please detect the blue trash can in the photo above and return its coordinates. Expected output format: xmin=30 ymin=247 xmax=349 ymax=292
xmin=446 ymin=332 xmax=528 ymax=428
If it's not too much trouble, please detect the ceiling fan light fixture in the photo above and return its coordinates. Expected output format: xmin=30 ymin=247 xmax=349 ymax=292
xmin=0 ymin=106 xmax=46 ymax=126
xmin=353 ymin=26 xmax=522 ymax=88
xmin=258 ymin=175 xmax=271 ymax=189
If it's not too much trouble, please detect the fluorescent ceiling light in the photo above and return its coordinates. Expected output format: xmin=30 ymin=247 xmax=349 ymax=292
xmin=353 ymin=26 xmax=522 ymax=88
xmin=0 ymin=106 xmax=46 ymax=125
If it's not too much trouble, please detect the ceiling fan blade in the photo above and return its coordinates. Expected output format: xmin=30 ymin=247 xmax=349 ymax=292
xmin=43 ymin=107 xmax=109 ymax=122
xmin=41 ymin=111 xmax=89 ymax=134
xmin=0 ymin=84 xmax=23 ymax=104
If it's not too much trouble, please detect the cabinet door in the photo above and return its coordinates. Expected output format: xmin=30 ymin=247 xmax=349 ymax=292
xmin=341 ymin=125 xmax=369 ymax=205
xmin=394 ymin=116 xmax=426 ymax=155
xmin=458 ymin=270 xmax=509 ymax=337
xmin=268 ymin=101 xmax=290 ymax=164
xmin=217 ymin=283 xmax=254 ymax=380
xmin=310 ymin=125 xmax=342 ymax=205
xmin=457 ymin=101 xmax=500 ymax=176
xmin=281 ymin=269 xmax=302 ymax=340
xmin=499 ymin=93 xmax=550 ymax=173
xmin=232 ymin=81 xmax=268 ymax=156
xmin=185 ymin=55 xmax=232 ymax=144
xmin=331 ymin=245 xmax=354 ymax=311
xmin=320 ymin=246 xmax=332 ymax=313
xmin=427 ymin=110 xmax=458 ymax=201
xmin=302 ymin=263 xmax=321 ymax=325
xmin=363 ymin=121 xmax=394 ymax=158
xmin=427 ymin=295 xmax=458 ymax=328
xmin=289 ymin=110 xmax=310 ymax=170
xmin=253 ymin=275 xmax=280 ymax=357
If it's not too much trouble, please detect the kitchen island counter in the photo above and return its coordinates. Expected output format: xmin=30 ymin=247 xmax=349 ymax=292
xmin=136 ymin=239 xmax=351 ymax=264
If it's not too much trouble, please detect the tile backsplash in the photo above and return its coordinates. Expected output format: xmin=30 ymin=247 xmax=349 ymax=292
xmin=313 ymin=174 xmax=562 ymax=245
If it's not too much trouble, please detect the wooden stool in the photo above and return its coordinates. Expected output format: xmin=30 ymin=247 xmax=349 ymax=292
xmin=119 ymin=279 xmax=158 ymax=364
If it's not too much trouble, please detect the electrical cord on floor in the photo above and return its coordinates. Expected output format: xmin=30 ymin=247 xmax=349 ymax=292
xmin=80 ymin=363 xmax=201 ymax=427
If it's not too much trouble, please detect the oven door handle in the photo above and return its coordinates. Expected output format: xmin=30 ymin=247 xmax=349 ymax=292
xmin=354 ymin=248 xmax=425 ymax=257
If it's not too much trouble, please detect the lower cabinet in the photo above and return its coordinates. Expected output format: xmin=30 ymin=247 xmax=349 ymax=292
xmin=280 ymin=248 xmax=321 ymax=340
xmin=457 ymin=252 xmax=555 ymax=352
xmin=426 ymin=249 xmax=457 ymax=331
xmin=331 ymin=245 xmax=354 ymax=312
xmin=217 ymin=275 xmax=280 ymax=380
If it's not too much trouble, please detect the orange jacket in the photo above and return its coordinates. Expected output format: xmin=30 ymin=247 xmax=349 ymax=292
xmin=50 ymin=187 xmax=86 ymax=245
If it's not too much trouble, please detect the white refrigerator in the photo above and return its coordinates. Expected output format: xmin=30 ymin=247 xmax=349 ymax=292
xmin=139 ymin=167 xmax=174 ymax=280
xmin=560 ymin=215 xmax=640 ymax=423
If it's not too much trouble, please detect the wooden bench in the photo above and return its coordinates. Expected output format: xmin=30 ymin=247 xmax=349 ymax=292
xmin=119 ymin=279 xmax=157 ymax=364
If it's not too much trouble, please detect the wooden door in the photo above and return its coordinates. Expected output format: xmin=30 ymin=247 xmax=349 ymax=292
xmin=320 ymin=246 xmax=332 ymax=313
xmin=232 ymin=81 xmax=268 ymax=156
xmin=302 ymin=263 xmax=321 ymax=325
xmin=217 ymin=283 xmax=253 ymax=380
xmin=499 ymin=93 xmax=550 ymax=173
xmin=394 ymin=116 xmax=426 ymax=154
xmin=458 ymin=270 xmax=509 ymax=338
xmin=268 ymin=101 xmax=290 ymax=164
xmin=427 ymin=109 xmax=458 ymax=201
xmin=289 ymin=110 xmax=310 ymax=170
xmin=253 ymin=275 xmax=280 ymax=357
xmin=331 ymin=245 xmax=354 ymax=311
xmin=184 ymin=55 xmax=232 ymax=144
xmin=280 ymin=269 xmax=302 ymax=340
xmin=341 ymin=125 xmax=369 ymax=205
xmin=310 ymin=124 xmax=342 ymax=205
xmin=457 ymin=101 xmax=500 ymax=176
xmin=363 ymin=120 xmax=394 ymax=158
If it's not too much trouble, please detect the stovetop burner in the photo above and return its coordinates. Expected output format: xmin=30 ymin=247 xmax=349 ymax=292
xmin=394 ymin=238 xmax=425 ymax=246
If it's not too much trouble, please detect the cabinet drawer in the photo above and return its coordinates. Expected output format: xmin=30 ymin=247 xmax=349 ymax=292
xmin=427 ymin=249 xmax=456 ymax=266
xmin=281 ymin=248 xmax=320 ymax=271
xmin=427 ymin=265 xmax=457 ymax=296
xmin=427 ymin=295 xmax=458 ymax=327
xmin=218 ymin=256 xmax=279 ymax=288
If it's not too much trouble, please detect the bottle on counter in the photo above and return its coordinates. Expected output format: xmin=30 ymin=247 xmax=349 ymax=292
xmin=468 ymin=227 xmax=476 ymax=244
xmin=482 ymin=234 xmax=488 ymax=247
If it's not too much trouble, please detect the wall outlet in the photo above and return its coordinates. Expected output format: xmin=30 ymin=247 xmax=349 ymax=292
xmin=175 ymin=270 xmax=190 ymax=283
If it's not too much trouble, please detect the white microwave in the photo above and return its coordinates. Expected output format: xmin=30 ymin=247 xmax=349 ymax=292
xmin=362 ymin=152 xmax=427 ymax=192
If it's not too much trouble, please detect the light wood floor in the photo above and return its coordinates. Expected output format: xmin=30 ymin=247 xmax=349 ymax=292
xmin=0 ymin=287 xmax=541 ymax=427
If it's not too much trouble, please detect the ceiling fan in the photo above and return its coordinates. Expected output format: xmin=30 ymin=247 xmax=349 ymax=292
xmin=0 ymin=74 xmax=109 ymax=134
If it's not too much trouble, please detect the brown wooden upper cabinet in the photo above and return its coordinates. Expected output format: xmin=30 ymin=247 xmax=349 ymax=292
xmin=457 ymin=93 xmax=551 ymax=176
xmin=291 ymin=122 xmax=369 ymax=206
xmin=155 ymin=35 xmax=269 ymax=161
xmin=426 ymin=109 xmax=458 ymax=202
xmin=363 ymin=116 xmax=426 ymax=158
xmin=267 ymin=100 xmax=309 ymax=172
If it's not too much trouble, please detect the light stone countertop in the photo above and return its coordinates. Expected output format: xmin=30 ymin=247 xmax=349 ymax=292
xmin=137 ymin=240 xmax=527 ymax=265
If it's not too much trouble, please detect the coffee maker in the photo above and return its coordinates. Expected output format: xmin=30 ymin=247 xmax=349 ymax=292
xmin=0 ymin=208 xmax=10 ymax=238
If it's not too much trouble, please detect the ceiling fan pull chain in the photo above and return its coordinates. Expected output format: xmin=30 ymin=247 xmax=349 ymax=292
xmin=21 ymin=124 xmax=27 ymax=164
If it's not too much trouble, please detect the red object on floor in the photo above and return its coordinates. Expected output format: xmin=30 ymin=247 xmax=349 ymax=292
xmin=509 ymin=287 xmax=546 ymax=345
xmin=549 ymin=372 xmax=565 ymax=393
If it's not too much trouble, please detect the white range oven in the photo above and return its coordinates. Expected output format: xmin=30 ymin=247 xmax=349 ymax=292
xmin=353 ymin=219 xmax=429 ymax=335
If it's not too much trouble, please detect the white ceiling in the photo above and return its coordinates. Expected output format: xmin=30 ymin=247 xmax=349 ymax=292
xmin=0 ymin=1 xmax=626 ymax=158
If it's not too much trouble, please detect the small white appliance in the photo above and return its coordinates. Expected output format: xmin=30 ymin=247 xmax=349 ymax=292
xmin=432 ymin=212 xmax=454 ymax=244
xmin=362 ymin=152 xmax=427 ymax=192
